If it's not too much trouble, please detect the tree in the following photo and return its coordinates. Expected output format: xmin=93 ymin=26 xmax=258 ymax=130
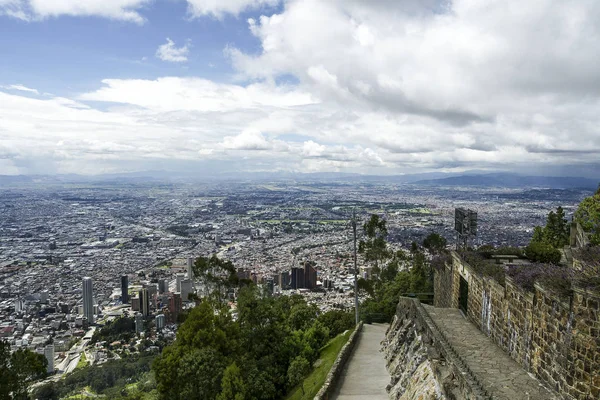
xmin=32 ymin=382 xmax=59 ymax=400
xmin=543 ymin=207 xmax=569 ymax=248
xmin=217 ymin=362 xmax=246 ymax=400
xmin=0 ymin=340 xmax=14 ymax=399
xmin=525 ymin=242 xmax=562 ymax=264
xmin=574 ymin=188 xmax=600 ymax=245
xmin=410 ymin=251 xmax=432 ymax=293
xmin=316 ymin=311 xmax=354 ymax=339
xmin=531 ymin=226 xmax=545 ymax=243
xmin=287 ymin=356 xmax=310 ymax=395
xmin=192 ymin=256 xmax=239 ymax=303
xmin=358 ymin=214 xmax=390 ymax=277
xmin=423 ymin=233 xmax=447 ymax=254
xmin=7 ymin=345 xmax=47 ymax=399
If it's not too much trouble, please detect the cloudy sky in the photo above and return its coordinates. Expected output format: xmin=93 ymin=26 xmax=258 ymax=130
xmin=1 ymin=0 xmax=599 ymax=176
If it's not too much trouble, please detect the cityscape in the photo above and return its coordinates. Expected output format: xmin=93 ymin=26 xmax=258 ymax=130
xmin=0 ymin=178 xmax=593 ymax=385
xmin=1 ymin=0 xmax=600 ymax=398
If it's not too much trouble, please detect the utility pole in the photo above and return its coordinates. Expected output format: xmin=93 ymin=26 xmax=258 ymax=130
xmin=352 ymin=209 xmax=359 ymax=325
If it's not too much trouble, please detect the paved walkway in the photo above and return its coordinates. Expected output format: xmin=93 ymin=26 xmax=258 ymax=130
xmin=331 ymin=323 xmax=390 ymax=400
xmin=424 ymin=305 xmax=558 ymax=400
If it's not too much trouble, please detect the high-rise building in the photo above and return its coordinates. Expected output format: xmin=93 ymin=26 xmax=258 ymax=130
xmin=176 ymin=274 xmax=185 ymax=292
xmin=147 ymin=284 xmax=157 ymax=309
xmin=266 ymin=277 xmax=274 ymax=294
xmin=158 ymin=279 xmax=168 ymax=294
xmin=139 ymin=288 xmax=150 ymax=317
xmin=180 ymin=279 xmax=193 ymax=302
xmin=121 ymin=275 xmax=129 ymax=304
xmin=279 ymin=272 xmax=290 ymax=289
xmin=135 ymin=313 xmax=144 ymax=334
xmin=304 ymin=262 xmax=317 ymax=290
xmin=187 ymin=257 xmax=194 ymax=280
xmin=155 ymin=314 xmax=166 ymax=330
xmin=168 ymin=293 xmax=182 ymax=323
xmin=44 ymin=345 xmax=55 ymax=373
xmin=82 ymin=277 xmax=94 ymax=324
xmin=291 ymin=267 xmax=304 ymax=289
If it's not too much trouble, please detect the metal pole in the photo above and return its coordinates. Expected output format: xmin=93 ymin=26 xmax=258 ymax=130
xmin=352 ymin=209 xmax=359 ymax=325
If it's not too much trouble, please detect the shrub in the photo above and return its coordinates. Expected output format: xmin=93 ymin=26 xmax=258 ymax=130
xmin=507 ymin=263 xmax=572 ymax=296
xmin=524 ymin=242 xmax=562 ymax=264
xmin=459 ymin=251 xmax=506 ymax=285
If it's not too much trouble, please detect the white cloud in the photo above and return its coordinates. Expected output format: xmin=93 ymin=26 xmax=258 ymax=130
xmin=1 ymin=84 xmax=39 ymax=94
xmin=224 ymin=0 xmax=600 ymax=172
xmin=79 ymin=77 xmax=316 ymax=112
xmin=3 ymin=0 xmax=600 ymax=175
xmin=156 ymin=38 xmax=191 ymax=63
xmin=186 ymin=0 xmax=280 ymax=19
xmin=222 ymin=129 xmax=271 ymax=150
xmin=0 ymin=0 xmax=150 ymax=23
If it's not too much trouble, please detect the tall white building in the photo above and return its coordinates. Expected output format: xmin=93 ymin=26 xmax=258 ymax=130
xmin=135 ymin=313 xmax=144 ymax=334
xmin=82 ymin=277 xmax=94 ymax=324
xmin=187 ymin=257 xmax=194 ymax=280
xmin=44 ymin=345 xmax=55 ymax=373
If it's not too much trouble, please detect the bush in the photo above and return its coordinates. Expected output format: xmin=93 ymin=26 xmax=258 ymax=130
xmin=507 ymin=263 xmax=572 ymax=296
xmin=459 ymin=251 xmax=506 ymax=285
xmin=525 ymin=242 xmax=562 ymax=264
xmin=317 ymin=311 xmax=354 ymax=339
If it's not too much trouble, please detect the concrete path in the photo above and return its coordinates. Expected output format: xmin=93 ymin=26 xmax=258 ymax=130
xmin=331 ymin=323 xmax=390 ymax=400
xmin=424 ymin=305 xmax=558 ymax=400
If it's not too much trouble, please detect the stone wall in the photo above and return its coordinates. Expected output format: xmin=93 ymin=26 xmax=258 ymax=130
xmin=383 ymin=297 xmax=491 ymax=400
xmin=433 ymin=261 xmax=454 ymax=309
xmin=433 ymin=252 xmax=600 ymax=399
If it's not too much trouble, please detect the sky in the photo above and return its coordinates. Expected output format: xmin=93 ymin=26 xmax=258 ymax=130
xmin=1 ymin=0 xmax=599 ymax=177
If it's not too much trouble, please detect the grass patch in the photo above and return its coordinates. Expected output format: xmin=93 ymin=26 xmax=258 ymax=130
xmin=75 ymin=352 xmax=88 ymax=370
xmin=285 ymin=329 xmax=353 ymax=400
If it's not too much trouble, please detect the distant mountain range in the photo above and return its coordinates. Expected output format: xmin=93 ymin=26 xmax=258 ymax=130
xmin=414 ymin=173 xmax=598 ymax=189
xmin=0 ymin=171 xmax=597 ymax=189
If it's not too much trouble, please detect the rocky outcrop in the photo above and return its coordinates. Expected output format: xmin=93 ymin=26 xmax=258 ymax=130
xmin=382 ymin=300 xmax=448 ymax=399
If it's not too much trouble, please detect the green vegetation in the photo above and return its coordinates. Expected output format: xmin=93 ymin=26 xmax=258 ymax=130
xmin=285 ymin=330 xmax=352 ymax=400
xmin=191 ymin=255 xmax=242 ymax=304
xmin=423 ymin=232 xmax=447 ymax=254
xmin=574 ymin=185 xmax=600 ymax=245
xmin=525 ymin=206 xmax=568 ymax=264
xmin=152 ymin=286 xmax=355 ymax=400
xmin=91 ymin=317 xmax=136 ymax=345
xmin=75 ymin=352 xmax=88 ymax=370
xmin=0 ymin=340 xmax=47 ymax=399
xmin=358 ymin=216 xmax=438 ymax=322
xmin=358 ymin=214 xmax=390 ymax=278
xmin=33 ymin=354 xmax=157 ymax=400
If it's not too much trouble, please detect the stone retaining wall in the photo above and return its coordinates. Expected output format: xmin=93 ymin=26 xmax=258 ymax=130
xmin=314 ymin=322 xmax=363 ymax=400
xmin=434 ymin=252 xmax=600 ymax=399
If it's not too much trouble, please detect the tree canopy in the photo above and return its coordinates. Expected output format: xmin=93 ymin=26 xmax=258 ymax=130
xmin=152 ymin=287 xmax=353 ymax=400
xmin=0 ymin=340 xmax=47 ymax=399
xmin=525 ymin=206 xmax=569 ymax=264
xmin=574 ymin=187 xmax=600 ymax=245
xmin=358 ymin=214 xmax=390 ymax=276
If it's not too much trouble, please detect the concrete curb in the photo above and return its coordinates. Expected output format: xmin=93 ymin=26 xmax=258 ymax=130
xmin=314 ymin=322 xmax=363 ymax=400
